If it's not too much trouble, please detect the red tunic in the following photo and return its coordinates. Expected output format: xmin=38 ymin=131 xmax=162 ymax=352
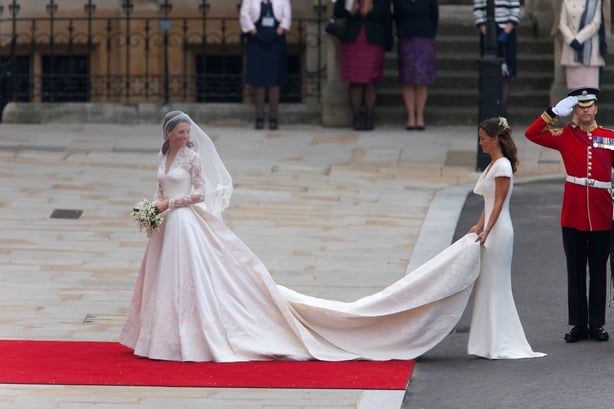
xmin=525 ymin=113 xmax=614 ymax=231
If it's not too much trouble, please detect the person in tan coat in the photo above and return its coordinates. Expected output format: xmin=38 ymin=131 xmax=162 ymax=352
xmin=559 ymin=0 xmax=605 ymax=90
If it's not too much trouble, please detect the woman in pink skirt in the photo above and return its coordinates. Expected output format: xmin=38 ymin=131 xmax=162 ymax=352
xmin=334 ymin=0 xmax=393 ymax=131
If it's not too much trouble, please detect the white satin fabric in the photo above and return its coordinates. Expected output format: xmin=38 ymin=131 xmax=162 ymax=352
xmin=119 ymin=149 xmax=482 ymax=362
xmin=467 ymin=158 xmax=546 ymax=359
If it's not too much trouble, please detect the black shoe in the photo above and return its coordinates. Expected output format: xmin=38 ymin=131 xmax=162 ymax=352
xmin=589 ymin=326 xmax=609 ymax=341
xmin=353 ymin=113 xmax=364 ymax=131
xmin=364 ymin=111 xmax=374 ymax=131
xmin=269 ymin=118 xmax=278 ymax=130
xmin=564 ymin=326 xmax=589 ymax=343
xmin=255 ymin=118 xmax=264 ymax=130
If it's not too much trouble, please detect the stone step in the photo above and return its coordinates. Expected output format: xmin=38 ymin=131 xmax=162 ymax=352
xmin=435 ymin=35 xmax=553 ymax=55
xmin=377 ymin=87 xmax=551 ymax=108
xmin=384 ymin=52 xmax=554 ymax=71
xmin=434 ymin=22 xmax=543 ymax=39
xmin=368 ymin=105 xmax=544 ymax=127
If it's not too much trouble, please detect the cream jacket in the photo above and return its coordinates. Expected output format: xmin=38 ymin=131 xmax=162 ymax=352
xmin=239 ymin=0 xmax=292 ymax=33
xmin=559 ymin=0 xmax=605 ymax=67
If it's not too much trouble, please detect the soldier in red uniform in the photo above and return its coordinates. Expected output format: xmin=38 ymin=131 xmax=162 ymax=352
xmin=525 ymin=87 xmax=613 ymax=343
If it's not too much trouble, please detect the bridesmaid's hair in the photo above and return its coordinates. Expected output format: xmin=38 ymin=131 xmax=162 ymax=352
xmin=161 ymin=112 xmax=194 ymax=155
xmin=479 ymin=117 xmax=519 ymax=173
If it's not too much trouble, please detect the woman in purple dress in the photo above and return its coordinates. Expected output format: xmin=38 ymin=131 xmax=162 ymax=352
xmin=393 ymin=0 xmax=438 ymax=131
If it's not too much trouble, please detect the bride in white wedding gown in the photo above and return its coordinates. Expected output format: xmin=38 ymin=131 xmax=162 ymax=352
xmin=467 ymin=117 xmax=545 ymax=360
xmin=119 ymin=111 xmax=484 ymax=362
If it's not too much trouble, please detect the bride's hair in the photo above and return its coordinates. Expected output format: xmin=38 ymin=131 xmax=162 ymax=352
xmin=161 ymin=111 xmax=194 ymax=154
xmin=479 ymin=117 xmax=519 ymax=173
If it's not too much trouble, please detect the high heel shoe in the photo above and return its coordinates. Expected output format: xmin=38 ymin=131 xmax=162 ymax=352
xmin=255 ymin=118 xmax=264 ymax=130
xmin=269 ymin=118 xmax=278 ymax=130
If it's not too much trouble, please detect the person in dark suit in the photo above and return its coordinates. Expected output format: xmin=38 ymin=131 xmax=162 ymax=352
xmin=393 ymin=0 xmax=438 ymax=131
xmin=334 ymin=0 xmax=393 ymax=131
xmin=240 ymin=0 xmax=292 ymax=130
xmin=525 ymin=87 xmax=613 ymax=343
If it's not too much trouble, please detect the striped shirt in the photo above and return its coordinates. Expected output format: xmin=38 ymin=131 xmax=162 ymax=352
xmin=473 ymin=0 xmax=520 ymax=29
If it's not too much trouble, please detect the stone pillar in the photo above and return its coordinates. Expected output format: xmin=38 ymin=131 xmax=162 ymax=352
xmin=321 ymin=36 xmax=350 ymax=127
xmin=305 ymin=18 xmax=325 ymax=108
xmin=549 ymin=0 xmax=567 ymax=103
xmin=524 ymin=0 xmax=563 ymax=104
xmin=524 ymin=0 xmax=555 ymax=37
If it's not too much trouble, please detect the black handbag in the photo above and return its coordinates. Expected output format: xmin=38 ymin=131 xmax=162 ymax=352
xmin=325 ymin=18 xmax=345 ymax=40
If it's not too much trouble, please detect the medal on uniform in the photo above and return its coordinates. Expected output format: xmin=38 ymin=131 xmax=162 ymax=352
xmin=592 ymin=135 xmax=614 ymax=150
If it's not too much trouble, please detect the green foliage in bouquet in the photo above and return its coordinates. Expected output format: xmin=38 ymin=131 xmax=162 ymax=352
xmin=131 ymin=199 xmax=164 ymax=237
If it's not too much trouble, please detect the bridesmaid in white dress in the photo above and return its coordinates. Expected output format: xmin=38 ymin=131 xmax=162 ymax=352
xmin=467 ymin=117 xmax=546 ymax=359
xmin=119 ymin=111 xmax=483 ymax=362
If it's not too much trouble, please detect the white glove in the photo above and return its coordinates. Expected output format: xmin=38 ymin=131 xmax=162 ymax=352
xmin=552 ymin=96 xmax=578 ymax=117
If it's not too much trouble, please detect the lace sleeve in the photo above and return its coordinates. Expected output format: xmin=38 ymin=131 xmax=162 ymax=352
xmin=153 ymin=153 xmax=164 ymax=202
xmin=168 ymin=150 xmax=206 ymax=210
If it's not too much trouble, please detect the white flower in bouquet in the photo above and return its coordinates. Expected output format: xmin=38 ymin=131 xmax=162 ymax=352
xmin=130 ymin=199 xmax=163 ymax=237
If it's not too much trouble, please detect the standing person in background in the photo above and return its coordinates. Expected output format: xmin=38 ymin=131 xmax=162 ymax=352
xmin=334 ymin=0 xmax=393 ymax=131
xmin=559 ymin=0 xmax=605 ymax=90
xmin=240 ymin=0 xmax=292 ymax=130
xmin=525 ymin=88 xmax=613 ymax=343
xmin=473 ymin=0 xmax=520 ymax=116
xmin=393 ymin=0 xmax=438 ymax=131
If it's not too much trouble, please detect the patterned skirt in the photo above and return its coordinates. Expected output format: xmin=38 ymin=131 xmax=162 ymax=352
xmin=397 ymin=37 xmax=436 ymax=85
xmin=340 ymin=26 xmax=385 ymax=83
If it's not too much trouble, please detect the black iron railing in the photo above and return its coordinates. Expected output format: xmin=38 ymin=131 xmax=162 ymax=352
xmin=0 ymin=0 xmax=327 ymax=109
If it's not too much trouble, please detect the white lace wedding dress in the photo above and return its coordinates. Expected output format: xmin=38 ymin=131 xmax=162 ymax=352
xmin=467 ymin=157 xmax=546 ymax=359
xmin=119 ymin=146 xmax=482 ymax=362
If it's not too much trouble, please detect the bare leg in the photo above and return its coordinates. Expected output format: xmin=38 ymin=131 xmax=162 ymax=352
xmin=402 ymin=85 xmax=416 ymax=128
xmin=415 ymin=85 xmax=428 ymax=128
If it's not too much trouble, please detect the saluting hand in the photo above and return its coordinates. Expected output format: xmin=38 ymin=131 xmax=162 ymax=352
xmin=552 ymin=96 xmax=578 ymax=117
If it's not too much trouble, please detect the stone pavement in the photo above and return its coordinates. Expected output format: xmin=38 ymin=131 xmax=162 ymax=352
xmin=0 ymin=122 xmax=564 ymax=409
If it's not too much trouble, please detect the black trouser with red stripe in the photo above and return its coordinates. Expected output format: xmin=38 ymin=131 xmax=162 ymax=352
xmin=562 ymin=227 xmax=609 ymax=328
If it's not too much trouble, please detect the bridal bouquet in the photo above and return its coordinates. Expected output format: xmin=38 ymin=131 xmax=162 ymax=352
xmin=131 ymin=199 xmax=163 ymax=237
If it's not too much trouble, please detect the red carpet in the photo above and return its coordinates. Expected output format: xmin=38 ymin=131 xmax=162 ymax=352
xmin=0 ymin=340 xmax=414 ymax=389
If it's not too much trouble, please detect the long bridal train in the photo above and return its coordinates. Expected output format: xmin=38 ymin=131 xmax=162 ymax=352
xmin=119 ymin=198 xmax=481 ymax=362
